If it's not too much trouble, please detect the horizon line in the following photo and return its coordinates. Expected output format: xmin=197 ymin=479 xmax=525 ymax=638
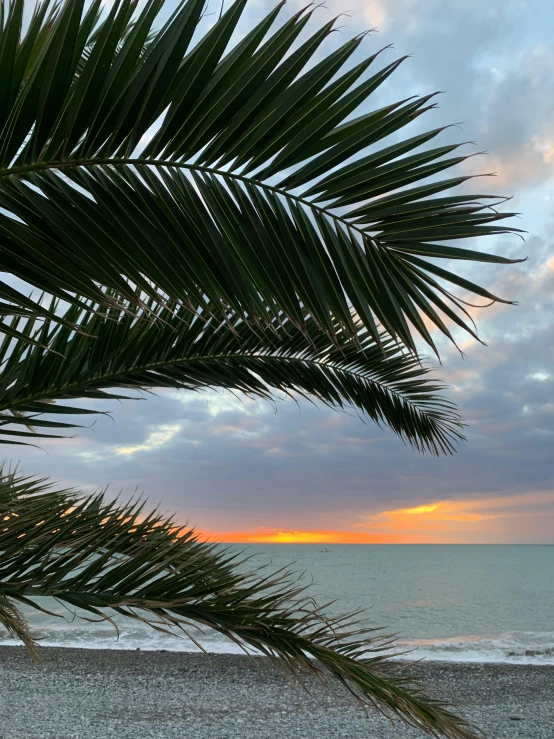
xmin=215 ymin=540 xmax=553 ymax=546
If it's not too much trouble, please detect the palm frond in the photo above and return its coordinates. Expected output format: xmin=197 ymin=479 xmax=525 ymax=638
xmin=0 ymin=293 xmax=464 ymax=454
xmin=0 ymin=0 xmax=522 ymax=354
xmin=0 ymin=593 xmax=41 ymax=663
xmin=0 ymin=467 xmax=480 ymax=739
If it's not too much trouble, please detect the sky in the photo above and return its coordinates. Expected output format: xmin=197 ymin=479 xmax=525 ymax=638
xmin=13 ymin=0 xmax=554 ymax=544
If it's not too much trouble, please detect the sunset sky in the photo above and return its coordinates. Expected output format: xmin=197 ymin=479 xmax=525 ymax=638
xmin=15 ymin=0 xmax=554 ymax=544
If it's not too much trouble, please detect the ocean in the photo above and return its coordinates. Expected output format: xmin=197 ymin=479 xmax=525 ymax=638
xmin=4 ymin=544 xmax=553 ymax=664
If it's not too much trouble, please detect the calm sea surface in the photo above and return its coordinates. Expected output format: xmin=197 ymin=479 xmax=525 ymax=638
xmin=4 ymin=545 xmax=553 ymax=664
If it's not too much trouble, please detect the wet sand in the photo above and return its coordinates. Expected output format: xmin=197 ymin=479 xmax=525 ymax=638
xmin=1 ymin=646 xmax=553 ymax=738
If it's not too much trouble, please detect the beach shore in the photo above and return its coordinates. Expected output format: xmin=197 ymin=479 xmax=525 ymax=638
xmin=1 ymin=646 xmax=553 ymax=738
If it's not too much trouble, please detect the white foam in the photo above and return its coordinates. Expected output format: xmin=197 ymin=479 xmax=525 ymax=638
xmin=0 ymin=611 xmax=258 ymax=654
xmin=2 ymin=617 xmax=553 ymax=665
xmin=395 ymin=632 xmax=554 ymax=665
xmin=3 ymin=599 xmax=554 ymax=665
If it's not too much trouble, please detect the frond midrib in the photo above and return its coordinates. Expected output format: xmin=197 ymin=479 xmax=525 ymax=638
xmin=0 ymin=348 xmax=448 ymax=423
xmin=0 ymin=157 xmax=373 ymax=241
xmin=0 ymin=584 xmax=198 ymax=603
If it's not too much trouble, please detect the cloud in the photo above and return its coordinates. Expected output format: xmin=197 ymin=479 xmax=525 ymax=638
xmin=355 ymin=490 xmax=554 ymax=542
xmin=360 ymin=0 xmax=388 ymax=29
xmin=116 ymin=423 xmax=182 ymax=456
xmin=170 ymin=389 xmax=265 ymax=417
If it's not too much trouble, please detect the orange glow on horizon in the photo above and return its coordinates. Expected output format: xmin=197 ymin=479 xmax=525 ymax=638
xmin=197 ymin=490 xmax=554 ymax=544
xmin=196 ymin=528 xmax=431 ymax=544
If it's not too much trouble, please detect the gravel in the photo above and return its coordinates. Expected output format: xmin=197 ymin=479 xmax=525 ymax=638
xmin=1 ymin=646 xmax=553 ymax=738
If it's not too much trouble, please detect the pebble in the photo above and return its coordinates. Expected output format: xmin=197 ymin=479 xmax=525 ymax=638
xmin=1 ymin=647 xmax=553 ymax=738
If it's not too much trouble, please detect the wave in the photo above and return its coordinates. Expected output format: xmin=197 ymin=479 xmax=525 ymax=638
xmin=0 ymin=617 xmax=250 ymax=655
xmin=395 ymin=632 xmax=554 ymax=665
xmin=1 ymin=609 xmax=553 ymax=665
xmin=0 ymin=604 xmax=257 ymax=654
xmin=2 ymin=600 xmax=553 ymax=664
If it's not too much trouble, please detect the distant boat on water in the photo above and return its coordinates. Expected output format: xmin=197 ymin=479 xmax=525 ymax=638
xmin=320 ymin=548 xmax=332 ymax=553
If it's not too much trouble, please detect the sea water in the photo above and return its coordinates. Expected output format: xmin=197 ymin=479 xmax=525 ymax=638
xmin=3 ymin=545 xmax=553 ymax=664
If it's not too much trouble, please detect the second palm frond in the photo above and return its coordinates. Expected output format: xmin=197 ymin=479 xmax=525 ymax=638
xmin=0 ymin=295 xmax=464 ymax=454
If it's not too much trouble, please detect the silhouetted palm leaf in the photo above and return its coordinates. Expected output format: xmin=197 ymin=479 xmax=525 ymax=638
xmin=0 ymin=0 xmax=522 ymax=354
xmin=0 ymin=467 xmax=479 ymax=739
xmin=0 ymin=294 xmax=464 ymax=453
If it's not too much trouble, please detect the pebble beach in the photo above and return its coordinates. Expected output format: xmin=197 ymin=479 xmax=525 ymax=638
xmin=1 ymin=646 xmax=553 ymax=738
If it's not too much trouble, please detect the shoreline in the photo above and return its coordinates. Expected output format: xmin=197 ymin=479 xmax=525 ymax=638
xmin=2 ymin=646 xmax=554 ymax=738
xmin=2 ymin=638 xmax=552 ymax=667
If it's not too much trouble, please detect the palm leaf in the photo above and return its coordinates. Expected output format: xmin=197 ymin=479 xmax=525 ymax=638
xmin=0 ymin=293 xmax=464 ymax=454
xmin=0 ymin=593 xmax=41 ymax=663
xmin=0 ymin=0 xmax=522 ymax=355
xmin=0 ymin=467 xmax=480 ymax=739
